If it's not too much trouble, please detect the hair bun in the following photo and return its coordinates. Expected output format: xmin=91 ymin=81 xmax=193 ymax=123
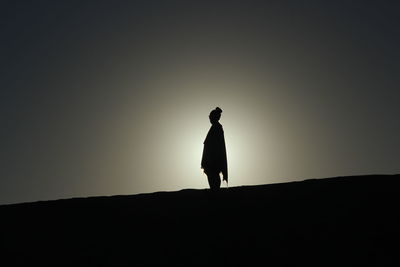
xmin=215 ymin=107 xmax=222 ymax=113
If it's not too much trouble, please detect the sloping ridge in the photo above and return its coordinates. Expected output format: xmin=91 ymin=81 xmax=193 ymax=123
xmin=1 ymin=174 xmax=399 ymax=266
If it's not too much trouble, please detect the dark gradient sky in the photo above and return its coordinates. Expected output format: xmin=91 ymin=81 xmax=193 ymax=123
xmin=1 ymin=1 xmax=399 ymax=204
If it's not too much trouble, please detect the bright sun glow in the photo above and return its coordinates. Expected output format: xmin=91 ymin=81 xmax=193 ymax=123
xmin=143 ymin=77 xmax=281 ymax=191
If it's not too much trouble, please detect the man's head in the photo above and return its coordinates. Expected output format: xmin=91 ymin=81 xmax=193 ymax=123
xmin=209 ymin=107 xmax=222 ymax=124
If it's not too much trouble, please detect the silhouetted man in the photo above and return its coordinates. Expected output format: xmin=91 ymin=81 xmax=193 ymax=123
xmin=201 ymin=107 xmax=228 ymax=190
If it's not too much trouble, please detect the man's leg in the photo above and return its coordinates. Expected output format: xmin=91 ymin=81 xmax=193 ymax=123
xmin=215 ymin=172 xmax=221 ymax=189
xmin=207 ymin=171 xmax=221 ymax=190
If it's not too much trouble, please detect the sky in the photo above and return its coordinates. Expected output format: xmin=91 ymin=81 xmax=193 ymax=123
xmin=1 ymin=0 xmax=399 ymax=205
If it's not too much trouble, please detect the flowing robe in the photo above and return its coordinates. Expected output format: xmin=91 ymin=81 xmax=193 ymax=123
xmin=201 ymin=122 xmax=228 ymax=182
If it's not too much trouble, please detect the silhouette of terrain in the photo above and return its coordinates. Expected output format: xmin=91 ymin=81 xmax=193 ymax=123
xmin=1 ymin=174 xmax=399 ymax=266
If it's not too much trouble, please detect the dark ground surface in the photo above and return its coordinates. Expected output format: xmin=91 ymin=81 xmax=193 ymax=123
xmin=1 ymin=174 xmax=400 ymax=266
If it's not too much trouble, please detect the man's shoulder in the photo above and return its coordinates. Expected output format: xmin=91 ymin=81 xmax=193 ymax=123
xmin=212 ymin=123 xmax=223 ymax=130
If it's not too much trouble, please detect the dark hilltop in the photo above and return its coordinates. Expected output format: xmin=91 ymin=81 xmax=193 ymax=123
xmin=1 ymin=174 xmax=399 ymax=266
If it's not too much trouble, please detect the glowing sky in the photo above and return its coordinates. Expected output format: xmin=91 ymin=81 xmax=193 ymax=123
xmin=1 ymin=1 xmax=399 ymax=204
